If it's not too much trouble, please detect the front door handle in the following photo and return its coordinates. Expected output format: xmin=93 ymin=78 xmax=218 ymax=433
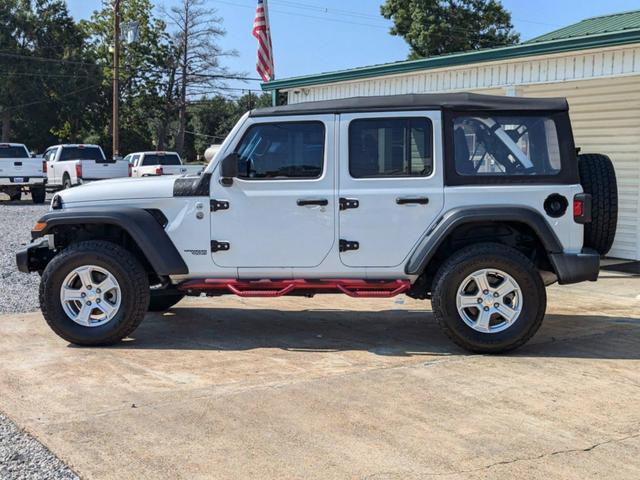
xmin=396 ymin=197 xmax=429 ymax=205
xmin=297 ymin=198 xmax=328 ymax=207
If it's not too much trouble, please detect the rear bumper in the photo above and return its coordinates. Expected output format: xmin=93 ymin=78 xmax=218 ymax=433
xmin=0 ymin=177 xmax=45 ymax=186
xmin=549 ymin=249 xmax=600 ymax=285
xmin=16 ymin=237 xmax=52 ymax=274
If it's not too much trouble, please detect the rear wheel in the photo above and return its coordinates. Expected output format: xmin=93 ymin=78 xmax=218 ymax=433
xmin=62 ymin=174 xmax=72 ymax=190
xmin=9 ymin=190 xmax=21 ymax=201
xmin=31 ymin=186 xmax=46 ymax=204
xmin=432 ymin=243 xmax=546 ymax=353
xmin=39 ymin=241 xmax=149 ymax=346
xmin=578 ymin=153 xmax=618 ymax=255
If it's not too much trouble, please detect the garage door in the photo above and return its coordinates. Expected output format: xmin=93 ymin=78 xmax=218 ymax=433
xmin=521 ymin=77 xmax=640 ymax=260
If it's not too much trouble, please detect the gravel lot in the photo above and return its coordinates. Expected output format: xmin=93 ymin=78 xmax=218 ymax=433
xmin=0 ymin=198 xmax=49 ymax=314
xmin=0 ymin=196 xmax=79 ymax=479
xmin=0 ymin=413 xmax=78 ymax=480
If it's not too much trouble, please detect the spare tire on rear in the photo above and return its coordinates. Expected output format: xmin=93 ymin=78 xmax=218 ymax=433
xmin=578 ymin=153 xmax=618 ymax=255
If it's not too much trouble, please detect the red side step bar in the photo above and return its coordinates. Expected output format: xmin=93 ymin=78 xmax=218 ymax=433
xmin=178 ymin=279 xmax=411 ymax=298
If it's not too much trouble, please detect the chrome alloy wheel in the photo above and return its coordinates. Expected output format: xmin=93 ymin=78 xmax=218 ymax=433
xmin=60 ymin=265 xmax=121 ymax=327
xmin=456 ymin=268 xmax=523 ymax=334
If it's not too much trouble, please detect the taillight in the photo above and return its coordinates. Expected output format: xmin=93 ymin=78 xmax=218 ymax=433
xmin=75 ymin=163 xmax=82 ymax=179
xmin=155 ymin=166 xmax=163 ymax=176
xmin=128 ymin=163 xmax=132 ymax=177
xmin=573 ymin=193 xmax=591 ymax=224
xmin=42 ymin=160 xmax=47 ymax=173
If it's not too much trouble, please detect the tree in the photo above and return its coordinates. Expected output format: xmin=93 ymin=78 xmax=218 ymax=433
xmin=163 ymin=0 xmax=237 ymax=156
xmin=0 ymin=0 xmax=97 ymax=147
xmin=380 ymin=0 xmax=519 ymax=59
xmin=81 ymin=0 xmax=173 ymax=157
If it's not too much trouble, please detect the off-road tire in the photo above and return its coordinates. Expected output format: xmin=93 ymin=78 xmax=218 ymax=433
xmin=432 ymin=243 xmax=546 ymax=354
xmin=62 ymin=174 xmax=72 ymax=190
xmin=148 ymin=293 xmax=184 ymax=312
xmin=39 ymin=240 xmax=149 ymax=346
xmin=31 ymin=186 xmax=46 ymax=204
xmin=578 ymin=153 xmax=618 ymax=255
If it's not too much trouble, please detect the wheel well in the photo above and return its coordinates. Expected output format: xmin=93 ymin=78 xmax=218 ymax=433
xmin=47 ymin=223 xmax=162 ymax=284
xmin=410 ymin=221 xmax=555 ymax=298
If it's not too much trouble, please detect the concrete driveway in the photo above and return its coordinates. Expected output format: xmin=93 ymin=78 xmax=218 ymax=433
xmin=1 ymin=274 xmax=639 ymax=479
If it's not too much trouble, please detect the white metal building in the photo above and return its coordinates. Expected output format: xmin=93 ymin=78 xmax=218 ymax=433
xmin=264 ymin=11 xmax=640 ymax=260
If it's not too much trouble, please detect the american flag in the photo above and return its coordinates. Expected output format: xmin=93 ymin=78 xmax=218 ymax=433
xmin=253 ymin=0 xmax=274 ymax=82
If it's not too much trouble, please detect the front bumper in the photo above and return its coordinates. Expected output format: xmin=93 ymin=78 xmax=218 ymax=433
xmin=16 ymin=237 xmax=52 ymax=274
xmin=549 ymin=249 xmax=600 ymax=285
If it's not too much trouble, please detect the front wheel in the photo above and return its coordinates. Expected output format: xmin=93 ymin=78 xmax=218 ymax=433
xmin=39 ymin=241 xmax=150 ymax=346
xmin=431 ymin=243 xmax=546 ymax=354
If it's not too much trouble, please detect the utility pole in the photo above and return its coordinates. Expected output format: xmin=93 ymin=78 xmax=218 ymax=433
xmin=112 ymin=0 xmax=121 ymax=159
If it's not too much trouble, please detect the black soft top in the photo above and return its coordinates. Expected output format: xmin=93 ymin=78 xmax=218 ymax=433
xmin=251 ymin=93 xmax=569 ymax=117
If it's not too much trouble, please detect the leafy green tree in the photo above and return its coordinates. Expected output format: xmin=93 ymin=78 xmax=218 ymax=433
xmin=380 ymin=0 xmax=519 ymax=59
xmin=187 ymin=92 xmax=271 ymax=161
xmin=0 ymin=0 xmax=97 ymax=149
xmin=81 ymin=0 xmax=173 ymax=157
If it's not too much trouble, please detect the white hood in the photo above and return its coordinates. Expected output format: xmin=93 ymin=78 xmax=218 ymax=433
xmin=58 ymin=176 xmax=177 ymax=205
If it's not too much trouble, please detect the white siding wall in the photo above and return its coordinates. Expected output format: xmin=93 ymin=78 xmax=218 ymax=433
xmin=521 ymin=77 xmax=640 ymax=260
xmin=285 ymin=45 xmax=640 ymax=104
xmin=283 ymin=45 xmax=640 ymax=260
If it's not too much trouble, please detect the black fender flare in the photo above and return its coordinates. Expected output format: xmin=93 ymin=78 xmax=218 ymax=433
xmin=405 ymin=206 xmax=563 ymax=275
xmin=32 ymin=207 xmax=188 ymax=276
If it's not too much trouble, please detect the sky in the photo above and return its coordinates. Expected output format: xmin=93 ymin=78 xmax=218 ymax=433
xmin=65 ymin=0 xmax=640 ymax=94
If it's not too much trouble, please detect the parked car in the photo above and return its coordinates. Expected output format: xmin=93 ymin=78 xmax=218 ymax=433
xmin=0 ymin=143 xmax=46 ymax=203
xmin=17 ymin=93 xmax=617 ymax=353
xmin=43 ymin=144 xmax=129 ymax=189
xmin=124 ymin=151 xmax=204 ymax=177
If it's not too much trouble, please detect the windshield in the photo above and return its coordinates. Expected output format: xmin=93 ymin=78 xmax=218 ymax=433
xmin=60 ymin=146 xmax=105 ymax=162
xmin=0 ymin=145 xmax=29 ymax=158
xmin=141 ymin=154 xmax=181 ymax=166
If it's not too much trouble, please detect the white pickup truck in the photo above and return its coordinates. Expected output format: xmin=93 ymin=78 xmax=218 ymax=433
xmin=125 ymin=151 xmax=204 ymax=177
xmin=43 ymin=144 xmax=129 ymax=189
xmin=0 ymin=143 xmax=46 ymax=203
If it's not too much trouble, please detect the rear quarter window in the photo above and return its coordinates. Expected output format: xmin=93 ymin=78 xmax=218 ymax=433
xmin=445 ymin=110 xmax=578 ymax=185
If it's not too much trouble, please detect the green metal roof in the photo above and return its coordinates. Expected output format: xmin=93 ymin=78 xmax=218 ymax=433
xmin=263 ymin=10 xmax=640 ymax=92
xmin=527 ymin=10 xmax=640 ymax=43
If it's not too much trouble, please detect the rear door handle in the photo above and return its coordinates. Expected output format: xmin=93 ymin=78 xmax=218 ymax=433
xmin=396 ymin=197 xmax=429 ymax=205
xmin=297 ymin=198 xmax=328 ymax=207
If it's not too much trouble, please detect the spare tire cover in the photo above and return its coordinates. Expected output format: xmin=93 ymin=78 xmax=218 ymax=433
xmin=578 ymin=153 xmax=618 ymax=255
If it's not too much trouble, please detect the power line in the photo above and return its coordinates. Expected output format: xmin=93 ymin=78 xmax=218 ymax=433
xmin=5 ymin=82 xmax=103 ymax=111
xmin=0 ymin=51 xmax=100 ymax=68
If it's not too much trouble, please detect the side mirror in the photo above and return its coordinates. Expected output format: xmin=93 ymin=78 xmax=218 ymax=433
xmin=220 ymin=153 xmax=239 ymax=186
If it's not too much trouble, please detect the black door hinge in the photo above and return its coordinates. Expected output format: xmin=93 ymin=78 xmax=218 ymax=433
xmin=210 ymin=199 xmax=229 ymax=212
xmin=339 ymin=197 xmax=359 ymax=210
xmin=339 ymin=239 xmax=359 ymax=252
xmin=211 ymin=240 xmax=230 ymax=252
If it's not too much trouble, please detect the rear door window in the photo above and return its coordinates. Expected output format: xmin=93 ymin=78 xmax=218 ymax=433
xmin=349 ymin=118 xmax=433 ymax=178
xmin=0 ymin=145 xmax=29 ymax=158
xmin=452 ymin=114 xmax=561 ymax=177
xmin=60 ymin=147 xmax=105 ymax=162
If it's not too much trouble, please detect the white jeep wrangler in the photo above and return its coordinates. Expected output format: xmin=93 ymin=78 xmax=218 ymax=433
xmin=16 ymin=94 xmax=617 ymax=353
